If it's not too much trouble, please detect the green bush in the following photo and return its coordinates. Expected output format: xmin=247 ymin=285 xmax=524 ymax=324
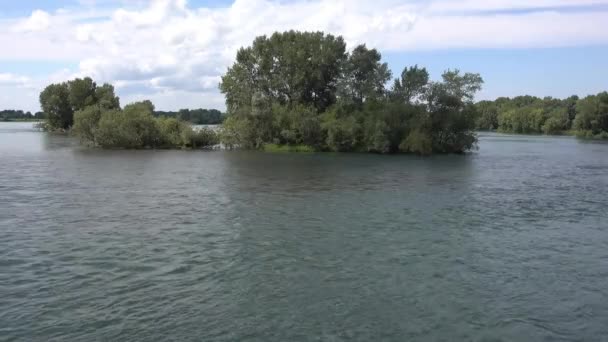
xmin=71 ymin=100 xmax=219 ymax=149
xmin=189 ymin=127 xmax=219 ymax=148
xmin=322 ymin=113 xmax=360 ymax=152
xmin=72 ymin=105 xmax=104 ymax=144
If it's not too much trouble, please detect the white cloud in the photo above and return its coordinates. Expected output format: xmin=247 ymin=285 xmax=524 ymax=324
xmin=429 ymin=0 xmax=608 ymax=13
xmin=12 ymin=10 xmax=52 ymax=32
xmin=1 ymin=0 xmax=607 ymax=111
xmin=0 ymin=73 xmax=31 ymax=87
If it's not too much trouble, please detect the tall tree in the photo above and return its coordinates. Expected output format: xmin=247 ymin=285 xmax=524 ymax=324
xmin=337 ymin=44 xmax=391 ymax=107
xmin=95 ymin=83 xmax=120 ymax=110
xmin=68 ymin=77 xmax=98 ymax=112
xmin=39 ymin=77 xmax=120 ymax=130
xmin=391 ymin=65 xmax=429 ymax=104
xmin=220 ymin=30 xmax=347 ymax=113
xmin=39 ymin=83 xmax=73 ymax=130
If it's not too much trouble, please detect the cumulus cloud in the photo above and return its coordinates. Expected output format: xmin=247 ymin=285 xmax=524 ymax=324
xmin=12 ymin=10 xmax=52 ymax=32
xmin=1 ymin=0 xmax=608 ymax=111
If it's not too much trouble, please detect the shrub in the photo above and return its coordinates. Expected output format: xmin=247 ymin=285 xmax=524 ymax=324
xmin=189 ymin=127 xmax=219 ymax=148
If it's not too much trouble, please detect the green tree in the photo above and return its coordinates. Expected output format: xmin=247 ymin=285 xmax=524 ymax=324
xmin=95 ymin=84 xmax=120 ymax=110
xmin=574 ymin=92 xmax=608 ymax=137
xmin=391 ymin=65 xmax=429 ymax=104
xmin=475 ymin=100 xmax=498 ymax=130
xmin=220 ymin=30 xmax=347 ymax=113
xmin=218 ymin=31 xmax=484 ymax=154
xmin=68 ymin=77 xmax=98 ymax=112
xmin=39 ymin=77 xmax=120 ymax=130
xmin=337 ymin=44 xmax=391 ymax=107
xmin=39 ymin=83 xmax=73 ymax=130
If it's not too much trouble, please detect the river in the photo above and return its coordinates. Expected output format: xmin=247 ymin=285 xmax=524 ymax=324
xmin=1 ymin=122 xmax=607 ymax=341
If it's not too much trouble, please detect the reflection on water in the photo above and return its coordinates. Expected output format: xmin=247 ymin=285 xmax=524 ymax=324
xmin=1 ymin=122 xmax=608 ymax=341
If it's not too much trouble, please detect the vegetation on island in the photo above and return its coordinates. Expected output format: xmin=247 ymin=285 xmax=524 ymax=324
xmin=30 ymin=30 xmax=607 ymax=151
xmin=220 ymin=31 xmax=483 ymax=154
xmin=39 ymin=77 xmax=218 ymax=149
xmin=474 ymin=92 xmax=608 ymax=139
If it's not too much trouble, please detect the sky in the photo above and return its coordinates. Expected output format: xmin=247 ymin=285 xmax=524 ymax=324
xmin=1 ymin=0 xmax=607 ymax=112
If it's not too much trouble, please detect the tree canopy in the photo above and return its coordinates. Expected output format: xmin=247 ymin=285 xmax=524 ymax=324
xmin=474 ymin=93 xmax=608 ymax=138
xmin=220 ymin=31 xmax=484 ymax=154
xmin=39 ymin=77 xmax=120 ymax=130
xmin=220 ymin=31 xmax=347 ymax=113
xmin=0 ymin=110 xmax=44 ymax=121
xmin=34 ymin=30 xmax=607 ymax=151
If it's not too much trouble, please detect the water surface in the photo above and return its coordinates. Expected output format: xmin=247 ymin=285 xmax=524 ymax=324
xmin=1 ymin=122 xmax=607 ymax=341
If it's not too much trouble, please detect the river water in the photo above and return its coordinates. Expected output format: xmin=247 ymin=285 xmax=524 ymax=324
xmin=1 ymin=122 xmax=607 ymax=341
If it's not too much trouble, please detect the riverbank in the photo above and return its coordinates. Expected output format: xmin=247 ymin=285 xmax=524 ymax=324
xmin=480 ymin=129 xmax=608 ymax=140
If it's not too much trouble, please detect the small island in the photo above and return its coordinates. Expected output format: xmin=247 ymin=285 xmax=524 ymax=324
xmin=36 ymin=30 xmax=608 ymax=153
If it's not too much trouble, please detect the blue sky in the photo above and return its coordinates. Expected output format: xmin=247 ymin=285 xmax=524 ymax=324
xmin=1 ymin=0 xmax=607 ymax=112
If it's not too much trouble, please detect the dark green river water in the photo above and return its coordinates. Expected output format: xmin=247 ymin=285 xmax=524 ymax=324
xmin=1 ymin=122 xmax=607 ymax=341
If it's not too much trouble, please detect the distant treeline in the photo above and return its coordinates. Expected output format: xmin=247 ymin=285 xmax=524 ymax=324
xmin=475 ymin=92 xmax=608 ymax=138
xmin=1 ymin=110 xmax=44 ymax=121
xmin=153 ymin=109 xmax=225 ymax=125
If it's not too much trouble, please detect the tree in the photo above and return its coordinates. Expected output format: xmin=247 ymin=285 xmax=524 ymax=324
xmin=337 ymin=44 xmax=391 ymax=107
xmin=475 ymin=101 xmax=498 ymax=130
xmin=95 ymin=84 xmax=120 ymax=110
xmin=574 ymin=92 xmax=608 ymax=136
xmin=220 ymin=30 xmax=347 ymax=113
xmin=391 ymin=65 xmax=429 ymax=104
xmin=39 ymin=83 xmax=73 ymax=130
xmin=68 ymin=77 xmax=97 ymax=112
xmin=439 ymin=69 xmax=483 ymax=103
xmin=39 ymin=77 xmax=120 ymax=130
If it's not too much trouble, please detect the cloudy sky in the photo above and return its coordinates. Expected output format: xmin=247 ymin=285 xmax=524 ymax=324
xmin=1 ymin=0 xmax=607 ymax=112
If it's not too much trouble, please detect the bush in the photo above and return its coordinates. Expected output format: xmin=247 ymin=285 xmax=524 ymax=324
xmin=72 ymin=105 xmax=104 ymax=144
xmin=322 ymin=110 xmax=360 ymax=152
xmin=157 ymin=117 xmax=190 ymax=147
xmin=189 ymin=127 xmax=219 ymax=148
xmin=400 ymin=129 xmax=433 ymax=155
xmin=71 ymin=100 xmax=219 ymax=149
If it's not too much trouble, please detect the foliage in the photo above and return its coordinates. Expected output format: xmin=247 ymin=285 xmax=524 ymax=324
xmin=220 ymin=30 xmax=347 ymax=113
xmin=154 ymin=108 xmax=225 ymax=124
xmin=39 ymin=77 xmax=120 ymax=131
xmin=219 ymin=31 xmax=483 ymax=154
xmin=573 ymin=92 xmax=608 ymax=138
xmin=39 ymin=83 xmax=73 ymax=130
xmin=0 ymin=110 xmax=44 ymax=121
xmin=337 ymin=44 xmax=391 ymax=107
xmin=476 ymin=94 xmax=606 ymax=136
xmin=322 ymin=108 xmax=360 ymax=152
xmin=72 ymin=100 xmax=218 ymax=149
xmin=391 ymin=65 xmax=429 ymax=104
xmin=72 ymin=105 xmax=104 ymax=144
xmin=190 ymin=127 xmax=220 ymax=148
xmin=476 ymin=92 xmax=608 ymax=138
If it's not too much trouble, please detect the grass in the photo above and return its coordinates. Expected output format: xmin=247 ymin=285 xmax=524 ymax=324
xmin=263 ymin=143 xmax=316 ymax=153
xmin=575 ymin=130 xmax=608 ymax=140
